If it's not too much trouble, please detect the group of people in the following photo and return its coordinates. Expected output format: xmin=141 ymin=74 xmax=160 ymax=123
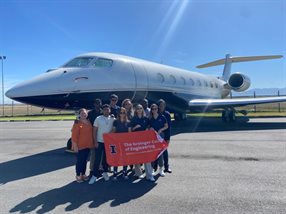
xmin=71 ymin=94 xmax=172 ymax=184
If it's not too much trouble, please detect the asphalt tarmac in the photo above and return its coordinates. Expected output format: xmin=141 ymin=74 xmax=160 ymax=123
xmin=0 ymin=117 xmax=286 ymax=214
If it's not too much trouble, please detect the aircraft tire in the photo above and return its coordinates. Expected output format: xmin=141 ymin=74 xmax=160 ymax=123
xmin=222 ymin=109 xmax=236 ymax=122
xmin=229 ymin=110 xmax=236 ymax=122
xmin=174 ymin=113 xmax=187 ymax=121
xmin=66 ymin=138 xmax=72 ymax=150
xmin=222 ymin=110 xmax=227 ymax=122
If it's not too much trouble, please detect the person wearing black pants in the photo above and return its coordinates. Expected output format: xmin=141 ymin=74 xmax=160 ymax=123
xmin=76 ymin=148 xmax=90 ymax=179
xmin=87 ymin=98 xmax=102 ymax=178
xmin=158 ymin=99 xmax=172 ymax=173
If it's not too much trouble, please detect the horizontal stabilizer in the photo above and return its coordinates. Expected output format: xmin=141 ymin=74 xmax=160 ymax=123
xmin=189 ymin=96 xmax=286 ymax=108
xmin=196 ymin=55 xmax=283 ymax=68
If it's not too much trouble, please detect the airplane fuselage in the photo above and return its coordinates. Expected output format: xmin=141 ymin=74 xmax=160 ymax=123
xmin=6 ymin=52 xmax=227 ymax=113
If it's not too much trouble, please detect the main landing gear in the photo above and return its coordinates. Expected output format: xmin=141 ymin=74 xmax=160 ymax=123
xmin=222 ymin=108 xmax=236 ymax=122
xmin=174 ymin=112 xmax=187 ymax=121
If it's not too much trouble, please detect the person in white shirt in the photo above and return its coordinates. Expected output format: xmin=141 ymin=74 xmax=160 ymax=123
xmin=89 ymin=104 xmax=115 ymax=184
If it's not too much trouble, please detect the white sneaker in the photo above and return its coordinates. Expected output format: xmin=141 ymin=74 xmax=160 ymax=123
xmin=137 ymin=174 xmax=144 ymax=179
xmin=88 ymin=175 xmax=97 ymax=185
xmin=102 ymin=172 xmax=109 ymax=181
xmin=159 ymin=167 xmax=165 ymax=177
xmin=149 ymin=176 xmax=155 ymax=182
xmin=152 ymin=170 xmax=156 ymax=176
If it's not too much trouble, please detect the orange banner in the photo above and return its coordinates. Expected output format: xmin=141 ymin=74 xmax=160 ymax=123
xmin=103 ymin=130 xmax=168 ymax=166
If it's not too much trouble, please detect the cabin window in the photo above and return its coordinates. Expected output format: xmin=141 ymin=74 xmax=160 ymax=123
xmin=197 ymin=80 xmax=202 ymax=87
xmin=91 ymin=58 xmax=113 ymax=68
xmin=63 ymin=57 xmax=94 ymax=67
xmin=215 ymin=82 xmax=219 ymax=88
xmin=189 ymin=78 xmax=195 ymax=86
xmin=181 ymin=77 xmax=186 ymax=85
xmin=210 ymin=82 xmax=214 ymax=88
xmin=157 ymin=73 xmax=165 ymax=83
xmin=204 ymin=80 xmax=208 ymax=87
xmin=170 ymin=75 xmax=176 ymax=84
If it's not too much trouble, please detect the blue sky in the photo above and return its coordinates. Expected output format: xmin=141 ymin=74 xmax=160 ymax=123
xmin=0 ymin=0 xmax=285 ymax=103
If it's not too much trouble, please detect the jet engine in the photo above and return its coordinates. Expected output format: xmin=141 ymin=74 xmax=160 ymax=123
xmin=227 ymin=72 xmax=251 ymax=92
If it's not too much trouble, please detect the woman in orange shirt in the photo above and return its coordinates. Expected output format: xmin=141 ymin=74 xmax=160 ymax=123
xmin=72 ymin=108 xmax=94 ymax=183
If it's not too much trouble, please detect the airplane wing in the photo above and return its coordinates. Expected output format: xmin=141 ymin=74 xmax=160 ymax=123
xmin=189 ymin=96 xmax=286 ymax=109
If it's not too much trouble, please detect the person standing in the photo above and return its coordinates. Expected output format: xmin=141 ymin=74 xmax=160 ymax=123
xmin=87 ymin=98 xmax=102 ymax=177
xmin=89 ymin=104 xmax=115 ymax=184
xmin=140 ymin=98 xmax=151 ymax=118
xmin=121 ymin=98 xmax=135 ymax=171
xmin=71 ymin=108 xmax=94 ymax=183
xmin=109 ymin=94 xmax=120 ymax=118
xmin=158 ymin=99 xmax=172 ymax=173
xmin=121 ymin=98 xmax=134 ymax=120
xmin=112 ymin=107 xmax=131 ymax=180
xmin=149 ymin=103 xmax=168 ymax=177
xmin=131 ymin=104 xmax=155 ymax=182
xmin=88 ymin=99 xmax=102 ymax=125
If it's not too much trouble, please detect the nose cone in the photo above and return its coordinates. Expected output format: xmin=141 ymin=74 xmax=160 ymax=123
xmin=5 ymin=82 xmax=36 ymax=99
xmin=5 ymin=87 xmax=18 ymax=99
xmin=5 ymin=81 xmax=45 ymax=105
xmin=5 ymin=71 xmax=61 ymax=103
xmin=5 ymin=79 xmax=42 ymax=100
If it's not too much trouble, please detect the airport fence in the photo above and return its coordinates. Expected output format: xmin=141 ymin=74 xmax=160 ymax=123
xmin=232 ymin=91 xmax=286 ymax=113
xmin=0 ymin=101 xmax=73 ymax=117
xmin=0 ymin=91 xmax=286 ymax=117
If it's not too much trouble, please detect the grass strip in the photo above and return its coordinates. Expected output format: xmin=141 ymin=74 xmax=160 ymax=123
xmin=1 ymin=112 xmax=286 ymax=122
xmin=0 ymin=115 xmax=76 ymax=121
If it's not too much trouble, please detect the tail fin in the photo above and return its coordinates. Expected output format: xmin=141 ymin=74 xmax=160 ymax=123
xmin=196 ymin=54 xmax=283 ymax=81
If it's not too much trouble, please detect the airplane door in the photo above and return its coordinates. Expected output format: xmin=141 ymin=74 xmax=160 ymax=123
xmin=131 ymin=62 xmax=149 ymax=101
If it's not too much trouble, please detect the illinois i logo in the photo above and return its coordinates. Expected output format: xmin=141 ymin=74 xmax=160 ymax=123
xmin=110 ymin=145 xmax=117 ymax=154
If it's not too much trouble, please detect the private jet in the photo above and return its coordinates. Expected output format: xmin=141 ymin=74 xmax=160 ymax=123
xmin=5 ymin=52 xmax=286 ymax=121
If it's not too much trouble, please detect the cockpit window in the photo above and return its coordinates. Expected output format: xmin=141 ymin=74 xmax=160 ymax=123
xmin=91 ymin=58 xmax=113 ymax=67
xmin=63 ymin=57 xmax=94 ymax=67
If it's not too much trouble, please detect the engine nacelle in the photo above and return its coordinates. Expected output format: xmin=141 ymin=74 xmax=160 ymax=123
xmin=228 ymin=73 xmax=251 ymax=92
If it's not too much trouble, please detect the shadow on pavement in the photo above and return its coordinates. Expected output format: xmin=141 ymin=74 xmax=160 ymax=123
xmin=2 ymin=117 xmax=285 ymax=185
xmin=10 ymin=178 xmax=156 ymax=213
xmin=171 ymin=116 xmax=286 ymax=135
xmin=0 ymin=148 xmax=74 ymax=185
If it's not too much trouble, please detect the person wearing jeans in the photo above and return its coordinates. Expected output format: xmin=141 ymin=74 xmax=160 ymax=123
xmin=149 ymin=103 xmax=168 ymax=177
xmin=71 ymin=108 xmax=94 ymax=183
xmin=89 ymin=104 xmax=115 ymax=185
